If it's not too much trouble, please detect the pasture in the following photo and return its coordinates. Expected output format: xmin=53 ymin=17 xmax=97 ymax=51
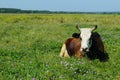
xmin=0 ymin=14 xmax=120 ymax=80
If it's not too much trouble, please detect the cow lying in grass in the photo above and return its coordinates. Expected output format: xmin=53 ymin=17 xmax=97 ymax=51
xmin=59 ymin=25 xmax=109 ymax=62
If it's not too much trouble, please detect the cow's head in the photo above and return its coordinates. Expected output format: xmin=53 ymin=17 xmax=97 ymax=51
xmin=76 ymin=25 xmax=97 ymax=52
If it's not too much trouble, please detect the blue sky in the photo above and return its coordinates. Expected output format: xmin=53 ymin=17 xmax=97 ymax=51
xmin=0 ymin=0 xmax=120 ymax=12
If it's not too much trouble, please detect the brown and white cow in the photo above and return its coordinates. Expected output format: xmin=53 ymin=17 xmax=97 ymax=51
xmin=59 ymin=25 xmax=109 ymax=62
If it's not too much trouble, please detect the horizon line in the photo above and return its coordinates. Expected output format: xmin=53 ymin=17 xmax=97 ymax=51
xmin=1 ymin=7 xmax=120 ymax=13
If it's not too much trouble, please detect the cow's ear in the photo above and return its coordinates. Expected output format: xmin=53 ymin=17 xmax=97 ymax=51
xmin=76 ymin=24 xmax=80 ymax=31
xmin=72 ymin=33 xmax=80 ymax=38
xmin=91 ymin=25 xmax=97 ymax=31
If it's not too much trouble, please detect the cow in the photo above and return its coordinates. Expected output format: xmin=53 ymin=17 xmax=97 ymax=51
xmin=59 ymin=25 xmax=109 ymax=62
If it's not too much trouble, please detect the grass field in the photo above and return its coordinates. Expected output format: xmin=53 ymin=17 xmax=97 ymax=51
xmin=0 ymin=14 xmax=120 ymax=80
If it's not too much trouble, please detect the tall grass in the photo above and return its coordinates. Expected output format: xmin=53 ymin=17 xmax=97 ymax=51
xmin=0 ymin=14 xmax=120 ymax=80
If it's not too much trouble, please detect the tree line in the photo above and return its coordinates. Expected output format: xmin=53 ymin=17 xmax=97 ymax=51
xmin=0 ymin=8 xmax=120 ymax=14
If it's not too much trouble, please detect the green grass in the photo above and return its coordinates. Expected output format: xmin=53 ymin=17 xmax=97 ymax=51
xmin=0 ymin=14 xmax=120 ymax=80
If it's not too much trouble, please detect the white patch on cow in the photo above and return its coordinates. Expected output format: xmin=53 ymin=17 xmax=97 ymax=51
xmin=80 ymin=28 xmax=92 ymax=52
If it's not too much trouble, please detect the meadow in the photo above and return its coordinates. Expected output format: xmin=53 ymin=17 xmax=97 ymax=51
xmin=0 ymin=14 xmax=120 ymax=80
